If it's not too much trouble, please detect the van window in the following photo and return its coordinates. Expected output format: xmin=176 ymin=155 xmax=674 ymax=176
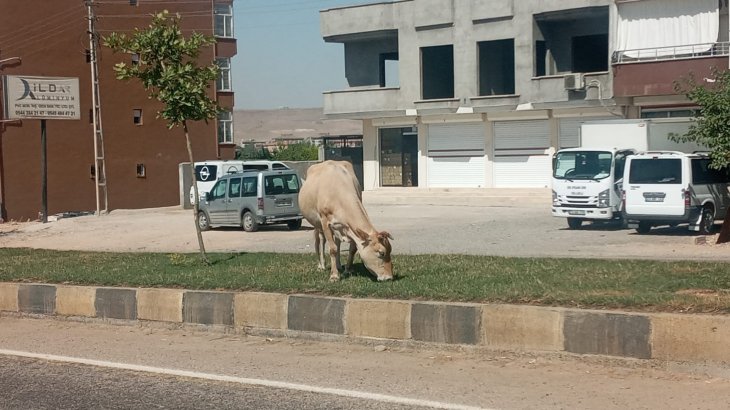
xmin=228 ymin=177 xmax=242 ymax=198
xmin=210 ymin=179 xmax=228 ymax=200
xmin=242 ymin=177 xmax=257 ymax=197
xmin=195 ymin=165 xmax=218 ymax=182
xmin=629 ymin=158 xmax=682 ymax=184
xmin=265 ymin=174 xmax=299 ymax=195
xmin=273 ymin=163 xmax=288 ymax=170
xmin=244 ymin=164 xmax=269 ymax=171
xmin=692 ymin=158 xmax=729 ymax=184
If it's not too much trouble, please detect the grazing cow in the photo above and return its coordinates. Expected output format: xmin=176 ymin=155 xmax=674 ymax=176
xmin=299 ymin=160 xmax=393 ymax=282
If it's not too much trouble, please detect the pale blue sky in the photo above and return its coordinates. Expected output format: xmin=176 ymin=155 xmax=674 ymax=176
xmin=234 ymin=0 xmax=365 ymax=109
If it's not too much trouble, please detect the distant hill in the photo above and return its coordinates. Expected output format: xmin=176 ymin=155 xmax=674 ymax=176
xmin=234 ymin=108 xmax=362 ymax=144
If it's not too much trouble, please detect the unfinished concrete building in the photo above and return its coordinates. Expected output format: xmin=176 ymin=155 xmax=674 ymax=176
xmin=320 ymin=0 xmax=726 ymax=189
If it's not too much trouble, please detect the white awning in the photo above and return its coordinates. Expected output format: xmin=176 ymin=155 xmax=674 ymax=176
xmin=616 ymin=0 xmax=719 ymax=57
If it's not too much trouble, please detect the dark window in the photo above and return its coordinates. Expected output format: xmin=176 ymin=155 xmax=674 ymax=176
xmin=535 ymin=41 xmax=547 ymax=77
xmin=692 ymin=158 xmax=730 ymax=184
xmin=272 ymin=163 xmax=288 ymax=170
xmin=130 ymin=0 xmax=138 ymax=5
xmin=572 ymin=34 xmax=608 ymax=73
xmin=478 ymin=39 xmax=515 ymax=96
xmin=421 ymin=45 xmax=454 ymax=100
xmin=136 ymin=163 xmax=146 ymax=178
xmin=133 ymin=109 xmax=142 ymax=125
xmin=264 ymin=174 xmax=299 ymax=195
xmin=629 ymin=159 xmax=682 ymax=184
xmin=242 ymin=177 xmax=257 ymax=197
xmin=228 ymin=177 xmax=242 ymax=198
xmin=85 ymin=49 xmax=91 ymax=63
xmin=90 ymin=165 xmax=96 ymax=179
xmin=243 ymin=164 xmax=269 ymax=171
xmin=210 ymin=180 xmax=228 ymax=200
xmin=379 ymin=52 xmax=399 ymax=87
xmin=131 ymin=53 xmax=140 ymax=65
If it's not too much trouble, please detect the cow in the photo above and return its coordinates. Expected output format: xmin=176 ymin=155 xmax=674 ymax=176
xmin=299 ymin=160 xmax=393 ymax=282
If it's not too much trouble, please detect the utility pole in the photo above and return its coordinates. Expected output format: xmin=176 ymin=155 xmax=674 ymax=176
xmin=86 ymin=0 xmax=108 ymax=216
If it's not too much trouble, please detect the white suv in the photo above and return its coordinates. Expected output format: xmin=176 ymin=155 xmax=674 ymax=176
xmin=622 ymin=151 xmax=730 ymax=234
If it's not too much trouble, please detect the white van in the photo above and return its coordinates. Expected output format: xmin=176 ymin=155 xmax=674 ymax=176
xmin=189 ymin=160 xmax=289 ymax=205
xmin=623 ymin=151 xmax=730 ymax=234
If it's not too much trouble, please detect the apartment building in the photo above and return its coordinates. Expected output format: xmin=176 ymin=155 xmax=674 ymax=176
xmin=320 ymin=0 xmax=727 ymax=190
xmin=0 ymin=0 xmax=237 ymax=221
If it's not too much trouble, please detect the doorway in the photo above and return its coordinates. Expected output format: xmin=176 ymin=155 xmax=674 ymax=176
xmin=379 ymin=127 xmax=418 ymax=187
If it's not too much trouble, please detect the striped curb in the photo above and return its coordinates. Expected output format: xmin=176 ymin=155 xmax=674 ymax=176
xmin=1 ymin=282 xmax=729 ymax=365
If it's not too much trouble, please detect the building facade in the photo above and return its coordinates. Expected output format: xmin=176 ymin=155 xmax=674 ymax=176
xmin=0 ymin=0 xmax=237 ymax=221
xmin=320 ymin=0 xmax=728 ymax=190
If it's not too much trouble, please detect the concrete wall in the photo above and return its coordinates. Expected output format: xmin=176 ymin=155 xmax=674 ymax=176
xmin=3 ymin=282 xmax=730 ymax=366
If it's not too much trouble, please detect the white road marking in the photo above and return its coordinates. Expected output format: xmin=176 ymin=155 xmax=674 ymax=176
xmin=0 ymin=349 xmax=492 ymax=410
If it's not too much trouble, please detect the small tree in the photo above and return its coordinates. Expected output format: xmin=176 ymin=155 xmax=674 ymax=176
xmin=673 ymin=67 xmax=730 ymax=243
xmin=272 ymin=141 xmax=319 ymax=161
xmin=104 ymin=11 xmax=220 ymax=262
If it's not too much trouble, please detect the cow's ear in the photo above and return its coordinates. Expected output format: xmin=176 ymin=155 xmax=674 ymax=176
xmin=379 ymin=231 xmax=394 ymax=240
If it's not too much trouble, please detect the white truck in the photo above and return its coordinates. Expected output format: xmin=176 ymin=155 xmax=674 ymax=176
xmin=551 ymin=119 xmax=701 ymax=229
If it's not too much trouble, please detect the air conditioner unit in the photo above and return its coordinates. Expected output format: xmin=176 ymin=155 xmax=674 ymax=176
xmin=563 ymin=73 xmax=584 ymax=90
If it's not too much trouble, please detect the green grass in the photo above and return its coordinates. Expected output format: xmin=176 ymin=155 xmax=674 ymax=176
xmin=2 ymin=248 xmax=730 ymax=313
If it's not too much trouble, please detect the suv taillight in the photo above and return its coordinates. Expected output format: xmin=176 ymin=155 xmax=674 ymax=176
xmin=257 ymin=197 xmax=264 ymax=210
xmin=683 ymin=189 xmax=690 ymax=209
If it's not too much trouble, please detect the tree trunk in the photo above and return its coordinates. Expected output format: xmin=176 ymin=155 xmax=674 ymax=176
xmin=717 ymin=209 xmax=730 ymax=244
xmin=184 ymin=120 xmax=209 ymax=263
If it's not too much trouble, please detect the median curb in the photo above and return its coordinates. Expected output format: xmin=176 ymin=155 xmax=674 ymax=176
xmin=1 ymin=282 xmax=729 ymax=366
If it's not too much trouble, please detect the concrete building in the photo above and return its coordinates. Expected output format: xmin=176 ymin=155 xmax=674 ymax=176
xmin=0 ymin=0 xmax=237 ymax=221
xmin=320 ymin=0 xmax=728 ymax=190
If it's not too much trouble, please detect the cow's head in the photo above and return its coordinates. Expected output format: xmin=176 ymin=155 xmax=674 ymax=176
xmin=355 ymin=228 xmax=393 ymax=281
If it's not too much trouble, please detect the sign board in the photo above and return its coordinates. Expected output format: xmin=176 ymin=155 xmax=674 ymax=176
xmin=2 ymin=75 xmax=80 ymax=120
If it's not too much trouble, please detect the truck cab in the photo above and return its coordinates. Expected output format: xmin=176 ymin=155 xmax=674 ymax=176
xmin=552 ymin=148 xmax=635 ymax=229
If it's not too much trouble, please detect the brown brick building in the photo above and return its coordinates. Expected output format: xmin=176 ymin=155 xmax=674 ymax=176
xmin=0 ymin=0 xmax=237 ymax=221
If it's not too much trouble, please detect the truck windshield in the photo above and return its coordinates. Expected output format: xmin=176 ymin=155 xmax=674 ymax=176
xmin=553 ymin=151 xmax=613 ymax=180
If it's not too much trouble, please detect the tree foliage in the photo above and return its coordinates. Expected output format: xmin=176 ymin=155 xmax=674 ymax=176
xmin=673 ymin=67 xmax=730 ymax=169
xmin=272 ymin=141 xmax=319 ymax=161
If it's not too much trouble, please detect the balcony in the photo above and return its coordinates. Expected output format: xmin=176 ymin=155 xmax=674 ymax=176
xmin=613 ymin=42 xmax=730 ymax=98
xmin=320 ymin=2 xmax=401 ymax=42
xmin=323 ymin=87 xmax=403 ymax=118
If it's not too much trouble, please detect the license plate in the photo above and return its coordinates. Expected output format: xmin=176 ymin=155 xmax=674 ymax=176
xmin=645 ymin=197 xmax=664 ymax=202
xmin=568 ymin=210 xmax=586 ymax=216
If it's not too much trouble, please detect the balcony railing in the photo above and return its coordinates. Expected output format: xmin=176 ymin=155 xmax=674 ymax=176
xmin=613 ymin=42 xmax=730 ymax=64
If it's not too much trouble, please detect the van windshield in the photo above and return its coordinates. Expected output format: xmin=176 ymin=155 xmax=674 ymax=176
xmin=629 ymin=158 xmax=682 ymax=184
xmin=264 ymin=174 xmax=299 ymax=195
xmin=194 ymin=165 xmax=218 ymax=182
xmin=553 ymin=151 xmax=613 ymax=180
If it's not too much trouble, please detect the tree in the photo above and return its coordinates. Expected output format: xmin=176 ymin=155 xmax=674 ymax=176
xmin=673 ymin=67 xmax=730 ymax=243
xmin=104 ymin=11 xmax=221 ymax=262
xmin=272 ymin=141 xmax=319 ymax=161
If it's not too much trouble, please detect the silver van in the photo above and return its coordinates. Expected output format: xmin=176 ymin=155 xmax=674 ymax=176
xmin=623 ymin=151 xmax=730 ymax=234
xmin=197 ymin=169 xmax=303 ymax=232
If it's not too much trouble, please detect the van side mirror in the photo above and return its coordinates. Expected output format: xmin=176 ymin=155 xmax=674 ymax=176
xmin=205 ymin=192 xmax=212 ymax=202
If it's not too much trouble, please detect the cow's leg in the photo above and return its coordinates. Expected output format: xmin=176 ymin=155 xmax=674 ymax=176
xmin=345 ymin=241 xmax=356 ymax=273
xmin=321 ymin=223 xmax=341 ymax=281
xmin=314 ymin=228 xmax=326 ymax=270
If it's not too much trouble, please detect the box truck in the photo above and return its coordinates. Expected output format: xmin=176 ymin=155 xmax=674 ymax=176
xmin=551 ymin=119 xmax=701 ymax=229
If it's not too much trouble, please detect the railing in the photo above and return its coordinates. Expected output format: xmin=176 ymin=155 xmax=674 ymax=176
xmin=612 ymin=42 xmax=730 ymax=64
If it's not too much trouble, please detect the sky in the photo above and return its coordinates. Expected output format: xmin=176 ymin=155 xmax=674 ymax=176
xmin=234 ymin=0 xmax=365 ymax=110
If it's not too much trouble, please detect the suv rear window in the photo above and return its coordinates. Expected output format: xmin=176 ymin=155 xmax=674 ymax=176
xmin=264 ymin=174 xmax=299 ymax=195
xmin=629 ymin=158 xmax=682 ymax=184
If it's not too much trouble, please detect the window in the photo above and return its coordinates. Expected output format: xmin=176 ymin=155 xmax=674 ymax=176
xmin=129 ymin=0 xmax=138 ymax=5
xmin=131 ymin=53 xmax=140 ymax=65
xmin=216 ymin=58 xmax=232 ymax=91
xmin=242 ymin=177 xmax=257 ymax=197
xmin=379 ymin=52 xmax=399 ymax=88
xmin=272 ymin=163 xmax=288 ymax=170
xmin=228 ymin=177 xmax=242 ymax=198
xmin=133 ymin=109 xmax=142 ymax=125
xmin=478 ymin=39 xmax=515 ymax=96
xmin=572 ymin=34 xmax=609 ymax=73
xmin=264 ymin=174 xmax=299 ymax=195
xmin=641 ymin=108 xmax=697 ymax=119
xmin=214 ymin=3 xmax=234 ymax=38
xmin=90 ymin=165 xmax=96 ymax=179
xmin=629 ymin=159 xmax=682 ymax=184
xmin=136 ymin=164 xmax=146 ymax=178
xmin=85 ymin=49 xmax=91 ymax=63
xmin=210 ymin=180 xmax=228 ymax=200
xmin=692 ymin=159 xmax=730 ymax=184
xmin=217 ymin=111 xmax=233 ymax=144
xmin=421 ymin=45 xmax=454 ymax=100
xmin=553 ymin=151 xmax=613 ymax=180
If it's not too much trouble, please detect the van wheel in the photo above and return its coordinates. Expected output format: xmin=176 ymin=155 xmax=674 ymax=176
xmin=636 ymin=222 xmax=652 ymax=234
xmin=567 ymin=218 xmax=582 ymax=229
xmin=242 ymin=211 xmax=258 ymax=232
xmin=699 ymin=206 xmax=715 ymax=235
xmin=197 ymin=211 xmax=210 ymax=231
xmin=287 ymin=219 xmax=302 ymax=231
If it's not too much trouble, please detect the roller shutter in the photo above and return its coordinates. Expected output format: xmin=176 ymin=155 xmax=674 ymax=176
xmin=427 ymin=123 xmax=486 ymax=187
xmin=493 ymin=120 xmax=551 ymax=187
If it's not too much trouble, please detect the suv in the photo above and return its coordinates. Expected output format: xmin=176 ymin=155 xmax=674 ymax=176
xmin=189 ymin=160 xmax=290 ymax=205
xmin=622 ymin=151 xmax=730 ymax=234
xmin=196 ymin=169 xmax=303 ymax=232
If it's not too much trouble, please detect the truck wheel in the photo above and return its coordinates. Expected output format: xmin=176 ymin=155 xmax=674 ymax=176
xmin=636 ymin=221 xmax=651 ymax=234
xmin=242 ymin=211 xmax=259 ymax=232
xmin=197 ymin=211 xmax=210 ymax=231
xmin=567 ymin=218 xmax=582 ymax=229
xmin=287 ymin=219 xmax=302 ymax=231
xmin=698 ymin=206 xmax=715 ymax=235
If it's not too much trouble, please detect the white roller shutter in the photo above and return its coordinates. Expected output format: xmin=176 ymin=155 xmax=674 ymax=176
xmin=493 ymin=120 xmax=551 ymax=187
xmin=427 ymin=123 xmax=486 ymax=187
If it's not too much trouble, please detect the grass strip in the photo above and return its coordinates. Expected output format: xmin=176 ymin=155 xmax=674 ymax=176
xmin=1 ymin=248 xmax=730 ymax=313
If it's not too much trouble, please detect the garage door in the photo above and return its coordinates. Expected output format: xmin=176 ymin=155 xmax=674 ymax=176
xmin=493 ymin=120 xmax=551 ymax=188
xmin=427 ymin=123 xmax=486 ymax=188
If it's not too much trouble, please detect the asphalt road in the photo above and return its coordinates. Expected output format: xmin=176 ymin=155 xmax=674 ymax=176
xmin=2 ymin=202 xmax=729 ymax=261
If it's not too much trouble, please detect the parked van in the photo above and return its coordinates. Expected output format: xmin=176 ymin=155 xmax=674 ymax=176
xmin=189 ymin=160 xmax=290 ymax=205
xmin=196 ymin=169 xmax=303 ymax=232
xmin=623 ymin=151 xmax=730 ymax=234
